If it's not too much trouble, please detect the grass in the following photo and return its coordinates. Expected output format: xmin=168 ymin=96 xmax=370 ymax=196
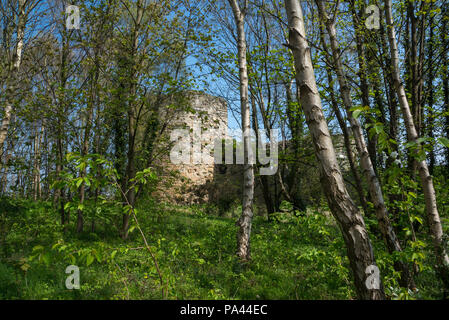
xmin=0 ymin=198 xmax=441 ymax=299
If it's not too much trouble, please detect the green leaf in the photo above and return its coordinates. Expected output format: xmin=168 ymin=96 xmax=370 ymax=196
xmin=404 ymin=141 xmax=416 ymax=149
xmin=76 ymin=162 xmax=87 ymax=171
xmin=438 ymin=137 xmax=449 ymax=148
xmin=373 ymin=123 xmax=384 ymax=134
xmin=95 ymin=251 xmax=102 ymax=263
xmin=86 ymin=254 xmax=94 ymax=266
xmin=32 ymin=245 xmax=44 ymax=252
xmin=410 ymin=215 xmax=423 ymax=225
xmin=41 ymin=253 xmax=51 ymax=265
xmin=76 ymin=178 xmax=83 ymax=188
xmin=352 ymin=109 xmax=362 ymax=119
xmin=417 ymin=137 xmax=427 ymax=144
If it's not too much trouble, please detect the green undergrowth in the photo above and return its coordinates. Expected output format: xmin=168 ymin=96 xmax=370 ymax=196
xmin=0 ymin=198 xmax=441 ymax=299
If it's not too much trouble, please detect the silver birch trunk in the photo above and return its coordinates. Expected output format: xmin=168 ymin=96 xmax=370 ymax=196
xmin=285 ymin=0 xmax=384 ymax=299
xmin=0 ymin=0 xmax=26 ymax=154
xmin=316 ymin=0 xmax=414 ymax=289
xmin=384 ymin=0 xmax=449 ymax=295
xmin=228 ymin=0 xmax=255 ymax=262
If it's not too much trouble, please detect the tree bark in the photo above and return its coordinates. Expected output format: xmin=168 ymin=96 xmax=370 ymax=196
xmin=426 ymin=8 xmax=435 ymax=175
xmin=0 ymin=0 xmax=26 ymax=157
xmin=77 ymin=40 xmax=101 ymax=232
xmin=385 ymin=0 xmax=449 ymax=297
xmin=349 ymin=0 xmax=379 ymax=172
xmin=250 ymin=91 xmax=275 ymax=216
xmin=285 ymin=0 xmax=384 ymax=299
xmin=33 ymin=123 xmax=44 ymax=201
xmin=442 ymin=5 xmax=449 ymax=176
xmin=316 ymin=0 xmax=414 ymax=290
xmin=1 ymin=136 xmax=15 ymax=194
xmin=317 ymin=21 xmax=369 ymax=216
xmin=285 ymin=79 xmax=306 ymax=211
xmin=56 ymin=29 xmax=70 ymax=229
xmin=122 ymin=0 xmax=144 ymax=240
xmin=228 ymin=0 xmax=255 ymax=262
xmin=76 ymin=91 xmax=94 ymax=233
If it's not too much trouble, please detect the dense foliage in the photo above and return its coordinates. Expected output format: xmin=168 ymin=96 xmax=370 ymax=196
xmin=1 ymin=0 xmax=448 ymax=300
xmin=0 ymin=197 xmax=446 ymax=300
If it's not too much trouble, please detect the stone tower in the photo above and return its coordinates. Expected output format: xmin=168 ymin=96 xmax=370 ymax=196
xmin=155 ymin=91 xmax=228 ymax=204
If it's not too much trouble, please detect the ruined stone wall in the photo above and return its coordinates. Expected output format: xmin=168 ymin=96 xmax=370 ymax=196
xmin=153 ymin=91 xmax=356 ymax=210
xmin=154 ymin=91 xmax=228 ymax=204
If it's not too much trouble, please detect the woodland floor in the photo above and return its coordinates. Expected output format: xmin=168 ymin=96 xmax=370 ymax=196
xmin=0 ymin=198 xmax=443 ymax=299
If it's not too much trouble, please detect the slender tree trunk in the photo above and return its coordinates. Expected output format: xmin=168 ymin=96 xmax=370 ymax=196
xmin=76 ymin=60 xmax=99 ymax=232
xmin=318 ymin=22 xmax=369 ymax=216
xmin=328 ymin=72 xmax=369 ymax=216
xmin=228 ymin=0 xmax=255 ymax=262
xmin=122 ymin=0 xmax=144 ymax=240
xmin=426 ymin=10 xmax=435 ymax=175
xmin=374 ymin=4 xmax=403 ymax=227
xmin=56 ymin=29 xmax=70 ymax=229
xmin=385 ymin=0 xmax=449 ymax=297
xmin=378 ymin=6 xmax=399 ymax=144
xmin=247 ymin=55 xmax=275 ymax=217
xmin=250 ymin=91 xmax=274 ymax=216
xmin=285 ymin=0 xmax=384 ymax=299
xmin=404 ymin=1 xmax=423 ymax=176
xmin=0 ymin=0 xmax=26 ymax=157
xmin=1 ymin=137 xmax=14 ymax=194
xmin=442 ymin=6 xmax=449 ymax=176
xmin=349 ymin=0 xmax=379 ymax=172
xmin=56 ymin=134 xmax=67 ymax=227
xmin=92 ymin=63 xmax=104 ymax=233
xmin=33 ymin=123 xmax=44 ymax=201
xmin=316 ymin=0 xmax=414 ymax=289
xmin=76 ymin=104 xmax=93 ymax=233
xmin=285 ymin=79 xmax=306 ymax=211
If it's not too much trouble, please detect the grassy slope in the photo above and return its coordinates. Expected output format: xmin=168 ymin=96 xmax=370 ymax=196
xmin=0 ymin=199 xmax=441 ymax=299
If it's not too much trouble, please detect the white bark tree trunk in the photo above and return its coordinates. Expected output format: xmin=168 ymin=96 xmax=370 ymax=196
xmin=316 ymin=0 xmax=414 ymax=289
xmin=228 ymin=0 xmax=255 ymax=262
xmin=285 ymin=0 xmax=384 ymax=299
xmin=33 ymin=123 xmax=44 ymax=201
xmin=384 ymin=0 xmax=449 ymax=296
xmin=0 ymin=0 xmax=26 ymax=154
